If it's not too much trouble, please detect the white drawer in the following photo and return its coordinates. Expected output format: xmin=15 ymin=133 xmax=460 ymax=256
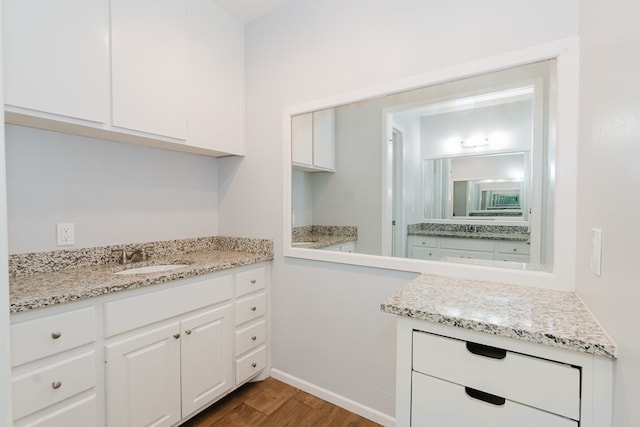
xmin=439 ymin=248 xmax=494 ymax=260
xmin=410 ymin=247 xmax=437 ymax=260
xmin=496 ymin=241 xmax=531 ymax=255
xmin=11 ymin=307 xmax=95 ymax=367
xmin=411 ymin=372 xmax=577 ymax=427
xmin=410 ymin=236 xmax=437 ymax=248
xmin=14 ymin=394 xmax=97 ymax=427
xmin=496 ymin=253 xmax=530 ymax=262
xmin=235 ymin=266 xmax=266 ymax=297
xmin=235 ymin=292 xmax=266 ymax=326
xmin=235 ymin=320 xmax=266 ymax=356
xmin=12 ymin=351 xmax=95 ymax=420
xmin=235 ymin=345 xmax=266 ymax=385
xmin=413 ymin=331 xmax=580 ymax=420
xmin=439 ymin=237 xmax=494 ymax=252
xmin=104 ymin=275 xmax=232 ymax=337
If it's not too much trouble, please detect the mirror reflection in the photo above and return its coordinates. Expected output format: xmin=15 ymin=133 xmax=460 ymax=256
xmin=291 ymin=60 xmax=555 ymax=270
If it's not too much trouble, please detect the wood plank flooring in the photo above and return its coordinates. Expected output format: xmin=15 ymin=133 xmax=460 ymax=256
xmin=182 ymin=377 xmax=382 ymax=427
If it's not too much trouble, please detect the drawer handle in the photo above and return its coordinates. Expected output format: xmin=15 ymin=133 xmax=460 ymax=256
xmin=465 ymin=387 xmax=505 ymax=406
xmin=251 ymin=336 xmax=257 ymax=341
xmin=51 ymin=381 xmax=62 ymax=390
xmin=466 ymin=342 xmax=506 ymax=359
xmin=251 ymin=279 xmax=257 ymax=284
xmin=251 ymin=362 xmax=257 ymax=368
xmin=51 ymin=331 xmax=62 ymax=340
xmin=250 ymin=306 xmax=257 ymax=312
xmin=185 ymin=330 xmax=192 ymax=335
xmin=173 ymin=333 xmax=181 ymax=339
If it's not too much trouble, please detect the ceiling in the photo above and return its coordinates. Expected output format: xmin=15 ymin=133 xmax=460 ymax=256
xmin=214 ymin=0 xmax=294 ymax=23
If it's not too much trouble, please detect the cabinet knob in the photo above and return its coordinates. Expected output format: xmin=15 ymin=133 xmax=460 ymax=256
xmin=250 ymin=306 xmax=257 ymax=312
xmin=51 ymin=381 xmax=62 ymax=390
xmin=250 ymin=279 xmax=257 ymax=284
xmin=250 ymin=336 xmax=257 ymax=341
xmin=513 ymin=248 xmax=517 ymax=252
xmin=185 ymin=330 xmax=192 ymax=335
xmin=51 ymin=331 xmax=62 ymax=339
xmin=251 ymin=362 xmax=257 ymax=368
xmin=173 ymin=333 xmax=181 ymax=339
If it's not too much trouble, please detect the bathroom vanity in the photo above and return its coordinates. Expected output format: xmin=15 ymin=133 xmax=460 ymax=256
xmin=381 ymin=274 xmax=616 ymax=427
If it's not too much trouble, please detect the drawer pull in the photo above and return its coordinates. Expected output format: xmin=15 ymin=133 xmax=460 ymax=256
xmin=51 ymin=381 xmax=62 ymax=390
xmin=250 ymin=279 xmax=257 ymax=284
xmin=250 ymin=306 xmax=257 ymax=312
xmin=173 ymin=333 xmax=181 ymax=339
xmin=465 ymin=387 xmax=505 ymax=406
xmin=51 ymin=331 xmax=62 ymax=339
xmin=251 ymin=336 xmax=257 ymax=341
xmin=251 ymin=362 xmax=257 ymax=368
xmin=466 ymin=342 xmax=506 ymax=360
xmin=185 ymin=330 xmax=192 ymax=335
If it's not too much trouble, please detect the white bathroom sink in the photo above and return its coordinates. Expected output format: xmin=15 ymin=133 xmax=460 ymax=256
xmin=115 ymin=264 xmax=189 ymax=275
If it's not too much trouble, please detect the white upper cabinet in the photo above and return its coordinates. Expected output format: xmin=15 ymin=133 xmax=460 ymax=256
xmin=3 ymin=0 xmax=110 ymax=123
xmin=292 ymin=109 xmax=335 ymax=172
xmin=2 ymin=0 xmax=245 ymax=157
xmin=111 ymin=0 xmax=188 ymax=140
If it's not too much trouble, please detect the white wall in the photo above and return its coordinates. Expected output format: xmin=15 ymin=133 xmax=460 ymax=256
xmin=218 ymin=0 xmax=578 ymax=421
xmin=5 ymin=125 xmax=219 ymax=253
xmin=576 ymin=0 xmax=640 ymax=426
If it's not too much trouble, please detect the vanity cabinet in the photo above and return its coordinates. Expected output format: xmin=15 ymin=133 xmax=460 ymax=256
xmin=292 ymin=109 xmax=335 ymax=172
xmin=396 ymin=317 xmax=613 ymax=427
xmin=3 ymin=0 xmax=245 ymax=156
xmin=10 ymin=307 xmax=97 ymax=427
xmin=325 ymin=241 xmax=356 ymax=253
xmin=408 ymin=235 xmax=530 ymax=262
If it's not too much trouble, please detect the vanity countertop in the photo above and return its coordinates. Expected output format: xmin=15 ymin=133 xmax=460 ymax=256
xmin=380 ymin=274 xmax=617 ymax=358
xmin=292 ymin=235 xmax=356 ymax=249
xmin=9 ymin=236 xmax=273 ymax=313
xmin=292 ymin=225 xmax=357 ymax=249
xmin=409 ymin=230 xmax=529 ymax=241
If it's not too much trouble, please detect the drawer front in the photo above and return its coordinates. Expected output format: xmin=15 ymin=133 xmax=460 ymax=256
xmin=496 ymin=253 xmax=530 ymax=262
xmin=11 ymin=307 xmax=95 ymax=367
xmin=12 ymin=351 xmax=95 ymax=420
xmin=439 ymin=248 xmax=494 ymax=260
xmin=235 ymin=292 xmax=266 ymax=326
xmin=235 ymin=266 xmax=266 ymax=298
xmin=235 ymin=345 xmax=266 ymax=385
xmin=15 ymin=394 xmax=97 ymax=427
xmin=235 ymin=320 xmax=267 ymax=356
xmin=410 ymin=236 xmax=437 ymax=248
xmin=439 ymin=237 xmax=494 ymax=252
xmin=104 ymin=275 xmax=232 ymax=337
xmin=496 ymin=241 xmax=531 ymax=255
xmin=411 ymin=372 xmax=577 ymax=427
xmin=410 ymin=247 xmax=437 ymax=260
xmin=413 ymin=331 xmax=580 ymax=420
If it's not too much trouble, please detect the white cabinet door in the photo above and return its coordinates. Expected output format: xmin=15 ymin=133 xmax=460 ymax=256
xmin=111 ymin=0 xmax=188 ymax=140
xmin=180 ymin=305 xmax=233 ymax=418
xmin=291 ymin=113 xmax=313 ymax=166
xmin=105 ymin=322 xmax=181 ymax=427
xmin=186 ymin=0 xmax=244 ymax=155
xmin=3 ymin=0 xmax=109 ymax=123
xmin=312 ymin=109 xmax=335 ymax=170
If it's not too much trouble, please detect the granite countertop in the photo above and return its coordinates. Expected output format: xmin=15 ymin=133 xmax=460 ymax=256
xmin=9 ymin=236 xmax=273 ymax=313
xmin=380 ymin=274 xmax=617 ymax=358
xmin=409 ymin=230 xmax=530 ymax=242
xmin=291 ymin=225 xmax=357 ymax=249
xmin=291 ymin=235 xmax=356 ymax=249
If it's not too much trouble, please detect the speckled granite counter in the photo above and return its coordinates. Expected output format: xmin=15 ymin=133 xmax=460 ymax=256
xmin=9 ymin=236 xmax=273 ymax=313
xmin=408 ymin=223 xmax=529 ymax=242
xmin=291 ymin=225 xmax=357 ymax=249
xmin=380 ymin=274 xmax=617 ymax=358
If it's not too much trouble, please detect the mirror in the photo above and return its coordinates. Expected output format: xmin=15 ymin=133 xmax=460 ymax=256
xmin=289 ymin=59 xmax=557 ymax=271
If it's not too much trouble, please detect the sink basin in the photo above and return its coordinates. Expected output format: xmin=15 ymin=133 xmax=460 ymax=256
xmin=115 ymin=264 xmax=189 ymax=275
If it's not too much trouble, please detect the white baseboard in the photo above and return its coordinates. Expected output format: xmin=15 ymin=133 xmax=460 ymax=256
xmin=270 ymin=368 xmax=395 ymax=427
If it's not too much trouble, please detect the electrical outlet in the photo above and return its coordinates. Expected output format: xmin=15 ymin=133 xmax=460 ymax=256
xmin=56 ymin=223 xmax=75 ymax=246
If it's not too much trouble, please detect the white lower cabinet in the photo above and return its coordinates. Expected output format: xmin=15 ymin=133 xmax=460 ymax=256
xmin=407 ymin=235 xmax=530 ymax=262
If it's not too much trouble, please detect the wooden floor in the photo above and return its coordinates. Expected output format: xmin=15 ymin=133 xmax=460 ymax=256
xmin=182 ymin=377 xmax=382 ymax=427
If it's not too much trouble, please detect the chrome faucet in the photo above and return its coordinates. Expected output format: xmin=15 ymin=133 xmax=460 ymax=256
xmin=112 ymin=247 xmax=151 ymax=264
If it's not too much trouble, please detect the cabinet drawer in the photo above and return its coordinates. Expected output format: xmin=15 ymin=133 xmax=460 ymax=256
xmin=12 ymin=351 xmax=95 ymax=420
xmin=439 ymin=237 xmax=494 ymax=252
xmin=235 ymin=346 xmax=266 ymax=385
xmin=104 ymin=275 xmax=232 ymax=337
xmin=410 ymin=247 xmax=437 ymax=260
xmin=14 ymin=394 xmax=97 ymax=427
xmin=235 ymin=320 xmax=266 ymax=356
xmin=235 ymin=292 xmax=266 ymax=326
xmin=496 ymin=241 xmax=531 ymax=255
xmin=439 ymin=248 xmax=494 ymax=260
xmin=235 ymin=266 xmax=266 ymax=297
xmin=413 ymin=332 xmax=580 ymax=420
xmin=410 ymin=236 xmax=437 ymax=248
xmin=411 ymin=372 xmax=577 ymax=427
xmin=11 ymin=307 xmax=95 ymax=367
xmin=496 ymin=253 xmax=530 ymax=262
